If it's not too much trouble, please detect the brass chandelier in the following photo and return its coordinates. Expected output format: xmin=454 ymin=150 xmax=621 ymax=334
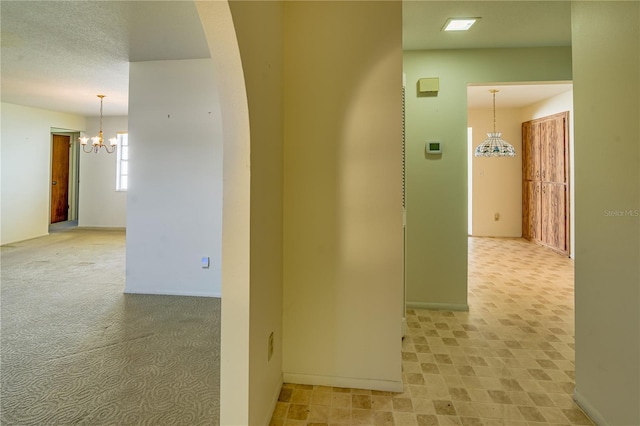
xmin=80 ymin=95 xmax=117 ymax=154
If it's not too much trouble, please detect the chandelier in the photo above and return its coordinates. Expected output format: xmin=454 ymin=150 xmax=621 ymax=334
xmin=474 ymin=89 xmax=515 ymax=157
xmin=80 ymin=95 xmax=117 ymax=154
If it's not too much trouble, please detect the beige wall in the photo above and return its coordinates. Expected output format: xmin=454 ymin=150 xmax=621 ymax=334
xmin=197 ymin=1 xmax=292 ymax=423
xmin=469 ymin=107 xmax=522 ymax=237
xmin=403 ymin=47 xmax=572 ymax=310
xmin=572 ymin=2 xmax=639 ymax=425
xmin=196 ymin=2 xmax=253 ymax=424
xmin=521 ymin=90 xmax=573 ymax=122
xmin=228 ymin=1 xmax=285 ymax=424
xmin=197 ymin=3 xmax=640 ymax=424
xmin=0 ymin=103 xmax=85 ymax=245
xmin=283 ymin=1 xmax=404 ymax=391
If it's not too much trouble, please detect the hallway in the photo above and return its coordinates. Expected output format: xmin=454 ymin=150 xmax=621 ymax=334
xmin=1 ymin=230 xmax=593 ymax=425
xmin=271 ymin=237 xmax=592 ymax=426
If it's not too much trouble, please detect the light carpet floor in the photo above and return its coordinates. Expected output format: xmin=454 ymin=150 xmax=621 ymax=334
xmin=1 ymin=227 xmax=220 ymax=425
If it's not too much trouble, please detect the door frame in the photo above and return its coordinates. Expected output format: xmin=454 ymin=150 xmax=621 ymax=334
xmin=50 ymin=131 xmax=80 ymax=224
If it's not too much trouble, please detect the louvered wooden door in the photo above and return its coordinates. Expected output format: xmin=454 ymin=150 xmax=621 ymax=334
xmin=522 ymin=112 xmax=569 ymax=255
xmin=522 ymin=180 xmax=542 ymax=241
xmin=541 ymin=117 xmax=568 ymax=184
xmin=541 ymin=183 xmax=567 ymax=251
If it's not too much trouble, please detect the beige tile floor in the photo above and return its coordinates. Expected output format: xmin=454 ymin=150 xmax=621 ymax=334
xmin=270 ymin=237 xmax=593 ymax=426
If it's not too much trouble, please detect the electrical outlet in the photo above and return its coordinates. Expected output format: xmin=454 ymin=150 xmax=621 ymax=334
xmin=201 ymin=257 xmax=210 ymax=269
xmin=494 ymin=213 xmax=500 ymax=221
xmin=268 ymin=332 xmax=274 ymax=361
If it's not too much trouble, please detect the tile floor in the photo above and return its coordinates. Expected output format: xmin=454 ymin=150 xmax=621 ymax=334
xmin=270 ymin=237 xmax=593 ymax=426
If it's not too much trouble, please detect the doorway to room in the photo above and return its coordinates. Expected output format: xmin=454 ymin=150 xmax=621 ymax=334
xmin=50 ymin=131 xmax=80 ymax=229
xmin=466 ymin=81 xmax=574 ymax=258
xmin=51 ymin=134 xmax=70 ymax=224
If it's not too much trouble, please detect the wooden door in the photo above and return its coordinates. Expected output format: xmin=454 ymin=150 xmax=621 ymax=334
xmin=541 ymin=183 xmax=552 ymax=246
xmin=522 ymin=111 xmax=570 ymax=255
xmin=523 ymin=181 xmax=541 ymax=241
xmin=522 ymin=123 xmax=534 ymax=181
xmin=522 ymin=122 xmax=542 ymax=180
xmin=530 ymin=181 xmax=542 ymax=242
xmin=528 ymin=122 xmax=542 ymax=181
xmin=542 ymin=183 xmax=567 ymax=252
xmin=522 ymin=180 xmax=530 ymax=239
xmin=542 ymin=114 xmax=568 ymax=184
xmin=51 ymin=135 xmax=70 ymax=223
xmin=522 ymin=120 xmax=542 ymax=242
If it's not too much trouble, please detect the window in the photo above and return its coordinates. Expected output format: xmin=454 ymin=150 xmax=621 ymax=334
xmin=116 ymin=133 xmax=128 ymax=191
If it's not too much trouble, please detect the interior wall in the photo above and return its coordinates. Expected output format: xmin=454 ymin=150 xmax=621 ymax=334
xmin=282 ymin=0 xmax=404 ymax=391
xmin=403 ymin=47 xmax=572 ymax=310
xmin=78 ymin=116 xmax=127 ymax=228
xmin=572 ymin=2 xmax=639 ymax=425
xmin=520 ymin=90 xmax=574 ymax=256
xmin=469 ymin=107 xmax=522 ymax=237
xmin=227 ymin=1 xmax=285 ymax=424
xmin=126 ymin=59 xmax=223 ymax=297
xmin=0 ymin=102 xmax=85 ymax=245
xmin=195 ymin=2 xmax=253 ymax=422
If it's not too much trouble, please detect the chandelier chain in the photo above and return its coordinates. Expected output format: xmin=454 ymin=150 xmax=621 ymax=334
xmin=100 ymin=96 xmax=104 ymax=137
xmin=492 ymin=90 xmax=496 ymax=133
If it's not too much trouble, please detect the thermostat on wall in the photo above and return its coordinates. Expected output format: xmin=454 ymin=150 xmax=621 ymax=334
xmin=426 ymin=141 xmax=442 ymax=154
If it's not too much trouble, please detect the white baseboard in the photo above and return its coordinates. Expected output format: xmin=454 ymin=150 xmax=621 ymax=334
xmin=77 ymin=226 xmax=126 ymax=232
xmin=283 ymin=372 xmax=403 ymax=393
xmin=124 ymin=289 xmax=221 ymax=298
xmin=406 ymin=302 xmax=469 ymax=312
xmin=573 ymin=389 xmax=606 ymax=426
xmin=261 ymin=376 xmax=284 ymax=426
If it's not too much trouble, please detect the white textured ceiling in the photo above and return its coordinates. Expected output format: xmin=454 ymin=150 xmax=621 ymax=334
xmin=1 ymin=1 xmax=573 ymax=117
xmin=1 ymin=1 xmax=210 ymax=116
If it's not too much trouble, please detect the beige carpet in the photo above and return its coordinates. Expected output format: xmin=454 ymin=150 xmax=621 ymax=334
xmin=1 ymin=227 xmax=220 ymax=425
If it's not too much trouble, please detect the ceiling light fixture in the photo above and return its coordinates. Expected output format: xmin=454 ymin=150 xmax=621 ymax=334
xmin=474 ymin=89 xmax=516 ymax=157
xmin=443 ymin=18 xmax=478 ymax=32
xmin=80 ymin=95 xmax=117 ymax=154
